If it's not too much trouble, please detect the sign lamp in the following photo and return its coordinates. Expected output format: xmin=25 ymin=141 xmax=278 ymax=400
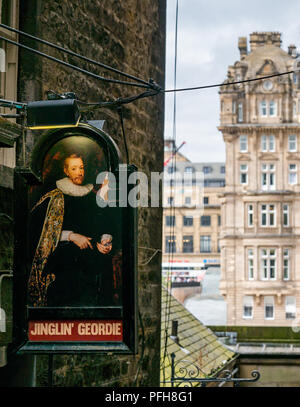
xmin=26 ymin=99 xmax=80 ymax=130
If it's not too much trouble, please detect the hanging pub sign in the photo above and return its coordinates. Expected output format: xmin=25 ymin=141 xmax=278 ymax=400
xmin=13 ymin=119 xmax=138 ymax=354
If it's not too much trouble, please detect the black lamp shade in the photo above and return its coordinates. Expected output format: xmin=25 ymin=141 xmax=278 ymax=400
xmin=27 ymin=99 xmax=80 ymax=129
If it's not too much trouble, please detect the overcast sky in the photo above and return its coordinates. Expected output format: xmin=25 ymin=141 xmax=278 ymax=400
xmin=164 ymin=0 xmax=300 ymax=162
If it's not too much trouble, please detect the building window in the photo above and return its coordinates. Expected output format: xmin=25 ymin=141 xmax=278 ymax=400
xmin=167 ymin=196 xmax=174 ymax=205
xmin=220 ymin=166 xmax=225 ymax=174
xmin=247 ymin=204 xmax=254 ymax=227
xmin=247 ymin=249 xmax=254 ymax=280
xmin=283 ymin=204 xmax=290 ymax=227
xmin=260 ymin=100 xmax=267 ymax=116
xmin=293 ymin=72 xmax=298 ymax=85
xmin=239 ymin=135 xmax=248 ymax=152
xmin=200 ymin=236 xmax=211 ymax=253
xmin=185 ymin=166 xmax=194 ymax=173
xmin=283 ymin=249 xmax=290 ymax=280
xmin=264 ymin=296 xmax=275 ymax=320
xmin=285 ymin=296 xmax=296 ymax=319
xmin=288 ymin=135 xmax=297 ymax=152
xmin=260 ymin=249 xmax=276 ymax=280
xmin=183 ymin=235 xmax=193 ymax=253
xmin=183 ymin=216 xmax=193 ymax=226
xmin=1 ymin=0 xmax=12 ymax=25
xmin=218 ymin=215 xmax=221 ymax=226
xmin=243 ymin=296 xmax=254 ymax=319
xmin=240 ymin=164 xmax=248 ymax=184
xmin=165 ymin=236 xmax=176 ymax=253
xmin=232 ymin=100 xmax=236 ymax=114
xmin=261 ymin=163 xmax=275 ymax=190
xmin=203 ymin=166 xmax=212 ymax=174
xmin=166 ymin=215 xmax=175 ymax=227
xmin=238 ymin=102 xmax=243 ymax=122
xmin=288 ymin=164 xmax=297 ymax=185
xmin=269 ymin=101 xmax=277 ymax=116
xmin=261 ymin=204 xmax=276 ymax=227
xmin=185 ymin=197 xmax=191 ymax=205
xmin=260 ymin=101 xmax=277 ymax=117
xmin=203 ymin=196 xmax=209 ymax=205
xmin=201 ymin=215 xmax=211 ymax=226
xmin=167 ymin=166 xmax=177 ymax=174
xmin=204 ymin=179 xmax=225 ymax=187
xmin=261 ymin=135 xmax=275 ymax=152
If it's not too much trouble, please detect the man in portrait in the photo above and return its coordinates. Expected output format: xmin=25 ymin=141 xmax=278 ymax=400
xmin=28 ymin=153 xmax=121 ymax=308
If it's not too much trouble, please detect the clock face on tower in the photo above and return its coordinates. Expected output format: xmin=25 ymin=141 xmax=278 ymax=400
xmin=263 ymin=80 xmax=273 ymax=91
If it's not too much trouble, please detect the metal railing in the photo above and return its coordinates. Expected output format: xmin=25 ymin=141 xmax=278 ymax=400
xmin=164 ymin=352 xmax=260 ymax=387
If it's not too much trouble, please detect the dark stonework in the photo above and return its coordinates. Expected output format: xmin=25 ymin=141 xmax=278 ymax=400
xmin=16 ymin=0 xmax=166 ymax=387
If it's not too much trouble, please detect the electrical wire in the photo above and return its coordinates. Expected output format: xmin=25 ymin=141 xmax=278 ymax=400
xmin=0 ymin=34 xmax=152 ymax=89
xmin=163 ymin=69 xmax=299 ymax=93
xmin=0 ymin=23 xmax=152 ymax=88
xmin=0 ymin=68 xmax=299 ymax=114
xmin=76 ymin=89 xmax=160 ymax=111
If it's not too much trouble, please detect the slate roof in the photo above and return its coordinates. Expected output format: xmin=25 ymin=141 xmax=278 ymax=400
xmin=160 ymin=287 xmax=237 ymax=386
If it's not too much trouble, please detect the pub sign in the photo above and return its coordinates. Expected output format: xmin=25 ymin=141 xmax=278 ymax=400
xmin=13 ymin=121 xmax=138 ymax=353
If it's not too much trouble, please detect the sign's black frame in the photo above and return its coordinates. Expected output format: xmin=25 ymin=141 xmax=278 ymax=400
xmin=12 ymin=122 xmax=138 ymax=354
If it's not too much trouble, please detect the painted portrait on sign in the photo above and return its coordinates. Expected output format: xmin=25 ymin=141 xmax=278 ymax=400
xmin=27 ymin=135 xmax=122 ymax=308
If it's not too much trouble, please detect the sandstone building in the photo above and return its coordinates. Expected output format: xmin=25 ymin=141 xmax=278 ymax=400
xmin=219 ymin=32 xmax=300 ymax=326
xmin=163 ymin=140 xmax=225 ymax=268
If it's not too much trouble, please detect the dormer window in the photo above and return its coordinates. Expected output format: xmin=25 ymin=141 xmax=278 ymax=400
xmin=185 ymin=166 xmax=194 ymax=173
xmin=167 ymin=166 xmax=176 ymax=174
xmin=203 ymin=166 xmax=212 ymax=174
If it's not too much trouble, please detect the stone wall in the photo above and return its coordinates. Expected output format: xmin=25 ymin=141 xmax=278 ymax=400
xmin=17 ymin=0 xmax=166 ymax=387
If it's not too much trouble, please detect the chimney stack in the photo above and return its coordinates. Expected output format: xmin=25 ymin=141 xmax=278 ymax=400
xmin=250 ymin=32 xmax=282 ymax=52
xmin=238 ymin=37 xmax=248 ymax=59
xmin=288 ymin=44 xmax=297 ymax=56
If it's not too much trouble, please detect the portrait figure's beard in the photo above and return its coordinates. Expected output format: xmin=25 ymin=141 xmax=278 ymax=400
xmin=72 ymin=175 xmax=84 ymax=185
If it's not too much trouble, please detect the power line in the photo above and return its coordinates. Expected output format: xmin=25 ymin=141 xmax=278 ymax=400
xmin=0 ymin=23 xmax=153 ymax=88
xmin=163 ymin=70 xmax=299 ymax=93
xmin=0 ymin=34 xmax=155 ymax=90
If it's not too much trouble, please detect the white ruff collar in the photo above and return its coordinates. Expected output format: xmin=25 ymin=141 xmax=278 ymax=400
xmin=56 ymin=177 xmax=93 ymax=197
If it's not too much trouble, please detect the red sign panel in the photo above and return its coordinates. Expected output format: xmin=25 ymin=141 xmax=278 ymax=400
xmin=28 ymin=320 xmax=123 ymax=342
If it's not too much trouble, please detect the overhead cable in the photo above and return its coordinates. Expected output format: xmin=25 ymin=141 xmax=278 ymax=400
xmin=0 ymin=23 xmax=153 ymax=88
xmin=0 ymin=34 xmax=155 ymax=90
xmin=163 ymin=70 xmax=299 ymax=93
